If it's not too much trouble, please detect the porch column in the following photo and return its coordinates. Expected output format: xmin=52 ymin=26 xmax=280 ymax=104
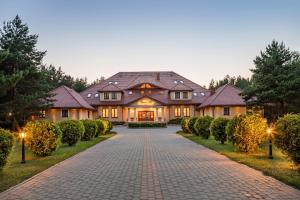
xmin=134 ymin=108 xmax=137 ymax=122
xmin=155 ymin=107 xmax=158 ymax=122
xmin=127 ymin=108 xmax=130 ymax=122
xmin=161 ymin=107 xmax=164 ymax=122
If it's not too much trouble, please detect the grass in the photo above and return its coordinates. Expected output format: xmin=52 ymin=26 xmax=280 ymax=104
xmin=177 ymin=131 xmax=300 ymax=190
xmin=0 ymin=133 xmax=116 ymax=192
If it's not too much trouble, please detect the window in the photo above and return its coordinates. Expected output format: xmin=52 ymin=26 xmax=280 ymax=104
xmin=128 ymin=91 xmax=133 ymax=95
xmin=183 ymin=107 xmax=190 ymax=117
xmin=95 ymin=93 xmax=99 ymax=98
xmin=88 ymin=111 xmax=90 ymax=118
xmin=111 ymin=92 xmax=117 ymax=100
xmin=62 ymin=109 xmax=68 ymax=118
xmin=40 ymin=110 xmax=46 ymax=118
xmin=87 ymin=93 xmax=91 ymax=98
xmin=175 ymin=92 xmax=180 ymax=99
xmin=111 ymin=108 xmax=118 ymax=118
xmin=175 ymin=107 xmax=181 ymax=117
xmin=141 ymin=90 xmax=144 ymax=94
xmin=102 ymin=108 xmax=109 ymax=118
xmin=224 ymin=107 xmax=230 ymax=116
xmin=193 ymin=92 xmax=198 ymax=96
xmin=183 ymin=92 xmax=188 ymax=99
xmin=202 ymin=109 xmax=205 ymax=116
xmin=104 ymin=92 xmax=109 ymax=100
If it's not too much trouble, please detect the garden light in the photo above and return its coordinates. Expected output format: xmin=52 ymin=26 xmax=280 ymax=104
xmin=21 ymin=130 xmax=26 ymax=164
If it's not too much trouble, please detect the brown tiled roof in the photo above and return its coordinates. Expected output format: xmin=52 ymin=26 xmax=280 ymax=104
xmin=169 ymin=83 xmax=193 ymax=91
xmin=199 ymin=84 xmax=246 ymax=108
xmin=51 ymin=86 xmax=94 ymax=110
xmin=100 ymin=83 xmax=122 ymax=91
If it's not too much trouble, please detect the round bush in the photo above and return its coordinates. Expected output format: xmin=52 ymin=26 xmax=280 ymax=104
xmin=95 ymin=119 xmax=105 ymax=136
xmin=234 ymin=115 xmax=268 ymax=152
xmin=81 ymin=120 xmax=97 ymax=141
xmin=59 ymin=120 xmax=84 ymax=146
xmin=210 ymin=117 xmax=230 ymax=144
xmin=181 ymin=118 xmax=190 ymax=133
xmin=194 ymin=116 xmax=214 ymax=138
xmin=188 ymin=117 xmax=198 ymax=134
xmin=225 ymin=115 xmax=245 ymax=144
xmin=0 ymin=128 xmax=14 ymax=170
xmin=275 ymin=114 xmax=300 ymax=165
xmin=24 ymin=120 xmax=61 ymax=156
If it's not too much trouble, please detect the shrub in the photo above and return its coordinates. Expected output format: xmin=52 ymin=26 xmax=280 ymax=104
xmin=210 ymin=117 xmax=229 ymax=144
xmin=59 ymin=120 xmax=84 ymax=146
xmin=194 ymin=116 xmax=214 ymax=138
xmin=225 ymin=115 xmax=245 ymax=144
xmin=81 ymin=120 xmax=97 ymax=141
xmin=168 ymin=118 xmax=183 ymax=125
xmin=128 ymin=122 xmax=167 ymax=128
xmin=188 ymin=117 xmax=198 ymax=133
xmin=0 ymin=128 xmax=14 ymax=169
xmin=24 ymin=120 xmax=61 ymax=156
xmin=95 ymin=119 xmax=105 ymax=136
xmin=275 ymin=114 xmax=300 ymax=165
xmin=181 ymin=118 xmax=190 ymax=133
xmin=234 ymin=115 xmax=268 ymax=152
xmin=111 ymin=121 xmax=125 ymax=125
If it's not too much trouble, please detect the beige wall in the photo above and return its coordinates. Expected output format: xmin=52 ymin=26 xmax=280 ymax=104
xmin=199 ymin=106 xmax=247 ymax=118
xmin=45 ymin=108 xmax=94 ymax=122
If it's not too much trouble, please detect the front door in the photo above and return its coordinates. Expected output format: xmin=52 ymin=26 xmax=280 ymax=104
xmin=138 ymin=111 xmax=154 ymax=122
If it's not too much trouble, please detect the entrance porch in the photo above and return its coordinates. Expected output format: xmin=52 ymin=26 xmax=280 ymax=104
xmin=126 ymin=107 xmax=166 ymax=122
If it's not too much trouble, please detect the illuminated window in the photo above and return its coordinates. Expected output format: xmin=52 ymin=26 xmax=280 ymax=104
xmin=141 ymin=83 xmax=152 ymax=88
xmin=102 ymin=108 xmax=109 ymax=118
xmin=111 ymin=92 xmax=117 ymax=99
xmin=62 ymin=109 xmax=68 ymax=118
xmin=40 ymin=110 xmax=46 ymax=118
xmin=111 ymin=108 xmax=118 ymax=118
xmin=223 ymin=107 xmax=230 ymax=116
xmin=141 ymin=90 xmax=145 ymax=94
xmin=104 ymin=92 xmax=109 ymax=100
xmin=175 ymin=107 xmax=181 ymax=117
xmin=183 ymin=92 xmax=188 ymax=99
xmin=183 ymin=107 xmax=190 ymax=117
xmin=175 ymin=92 xmax=180 ymax=99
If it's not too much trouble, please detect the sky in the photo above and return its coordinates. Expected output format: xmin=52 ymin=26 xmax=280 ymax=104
xmin=1 ymin=0 xmax=300 ymax=86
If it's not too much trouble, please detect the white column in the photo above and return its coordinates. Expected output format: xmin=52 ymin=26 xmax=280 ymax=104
xmin=155 ymin=107 xmax=158 ymax=122
xmin=128 ymin=108 xmax=130 ymax=122
xmin=161 ymin=107 xmax=164 ymax=122
xmin=134 ymin=108 xmax=137 ymax=122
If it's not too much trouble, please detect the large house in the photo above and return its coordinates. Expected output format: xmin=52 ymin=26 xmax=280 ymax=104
xmin=45 ymin=71 xmax=248 ymax=122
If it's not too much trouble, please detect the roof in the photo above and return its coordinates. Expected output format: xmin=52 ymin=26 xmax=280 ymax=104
xmin=50 ymin=86 xmax=94 ymax=110
xmin=199 ymin=84 xmax=246 ymax=108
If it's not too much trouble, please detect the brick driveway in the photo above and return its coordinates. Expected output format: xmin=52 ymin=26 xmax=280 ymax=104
xmin=1 ymin=126 xmax=300 ymax=200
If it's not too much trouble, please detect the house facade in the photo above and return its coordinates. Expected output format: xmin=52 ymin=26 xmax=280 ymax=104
xmin=46 ymin=71 xmax=248 ymax=122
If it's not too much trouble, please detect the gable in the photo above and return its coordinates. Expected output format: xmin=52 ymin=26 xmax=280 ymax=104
xmin=129 ymin=97 xmax=162 ymax=107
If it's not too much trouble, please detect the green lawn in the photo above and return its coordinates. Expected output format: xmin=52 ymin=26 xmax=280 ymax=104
xmin=178 ymin=131 xmax=300 ymax=190
xmin=0 ymin=133 xmax=116 ymax=192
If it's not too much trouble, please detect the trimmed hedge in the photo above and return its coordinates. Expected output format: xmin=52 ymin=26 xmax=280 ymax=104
xmin=234 ymin=115 xmax=268 ymax=152
xmin=181 ymin=118 xmax=190 ymax=133
xmin=225 ymin=115 xmax=245 ymax=144
xmin=111 ymin=121 xmax=125 ymax=125
xmin=0 ymin=128 xmax=14 ymax=170
xmin=81 ymin=120 xmax=97 ymax=141
xmin=128 ymin=122 xmax=167 ymax=128
xmin=59 ymin=120 xmax=84 ymax=146
xmin=194 ymin=116 xmax=213 ymax=138
xmin=168 ymin=118 xmax=183 ymax=125
xmin=188 ymin=117 xmax=198 ymax=133
xmin=210 ymin=117 xmax=229 ymax=144
xmin=275 ymin=114 xmax=300 ymax=165
xmin=24 ymin=120 xmax=61 ymax=156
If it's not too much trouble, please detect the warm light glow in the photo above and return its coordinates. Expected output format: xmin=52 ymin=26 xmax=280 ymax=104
xmin=21 ymin=131 xmax=25 ymax=138
xmin=267 ymin=128 xmax=272 ymax=135
xmin=8 ymin=112 xmax=12 ymax=116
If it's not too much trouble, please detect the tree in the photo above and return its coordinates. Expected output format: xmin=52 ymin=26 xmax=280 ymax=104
xmin=209 ymin=75 xmax=250 ymax=90
xmin=0 ymin=15 xmax=52 ymax=129
xmin=243 ymin=40 xmax=300 ymax=121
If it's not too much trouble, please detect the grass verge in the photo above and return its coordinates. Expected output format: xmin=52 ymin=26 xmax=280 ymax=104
xmin=0 ymin=133 xmax=116 ymax=192
xmin=177 ymin=131 xmax=300 ymax=190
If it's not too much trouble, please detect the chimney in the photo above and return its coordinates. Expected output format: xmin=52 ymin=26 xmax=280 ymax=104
xmin=210 ymin=87 xmax=216 ymax=95
xmin=156 ymin=73 xmax=160 ymax=81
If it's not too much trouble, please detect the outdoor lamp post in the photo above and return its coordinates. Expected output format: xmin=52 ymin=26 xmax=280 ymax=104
xmin=267 ymin=128 xmax=273 ymax=159
xmin=21 ymin=131 xmax=26 ymax=164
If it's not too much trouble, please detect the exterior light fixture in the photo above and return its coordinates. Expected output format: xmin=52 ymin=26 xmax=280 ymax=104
xmin=20 ymin=131 xmax=26 ymax=164
xmin=267 ymin=128 xmax=273 ymax=159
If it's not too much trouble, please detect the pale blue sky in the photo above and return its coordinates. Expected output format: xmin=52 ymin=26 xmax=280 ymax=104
xmin=1 ymin=0 xmax=299 ymax=86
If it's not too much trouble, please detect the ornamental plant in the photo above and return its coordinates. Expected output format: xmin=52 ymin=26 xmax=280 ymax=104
xmin=188 ymin=117 xmax=198 ymax=134
xmin=95 ymin=119 xmax=105 ymax=136
xmin=234 ymin=115 xmax=268 ymax=152
xmin=275 ymin=114 xmax=300 ymax=165
xmin=24 ymin=120 xmax=61 ymax=156
xmin=81 ymin=120 xmax=97 ymax=141
xmin=0 ymin=128 xmax=14 ymax=170
xmin=225 ymin=115 xmax=245 ymax=144
xmin=194 ymin=116 xmax=213 ymax=138
xmin=59 ymin=120 xmax=84 ymax=146
xmin=181 ymin=118 xmax=190 ymax=133
xmin=210 ymin=117 xmax=229 ymax=144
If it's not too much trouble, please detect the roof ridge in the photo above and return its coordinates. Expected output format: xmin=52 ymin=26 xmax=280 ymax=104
xmin=62 ymin=86 xmax=86 ymax=108
xmin=171 ymin=71 xmax=208 ymax=91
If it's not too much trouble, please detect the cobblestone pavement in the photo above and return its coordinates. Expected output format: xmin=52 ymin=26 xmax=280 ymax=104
xmin=1 ymin=126 xmax=300 ymax=200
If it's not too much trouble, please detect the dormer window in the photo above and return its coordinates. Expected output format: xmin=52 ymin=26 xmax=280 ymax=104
xmin=175 ymin=92 xmax=180 ymax=99
xmin=183 ymin=92 xmax=188 ymax=99
xmin=111 ymin=92 xmax=117 ymax=100
xmin=87 ymin=93 xmax=91 ymax=98
xmin=104 ymin=92 xmax=109 ymax=100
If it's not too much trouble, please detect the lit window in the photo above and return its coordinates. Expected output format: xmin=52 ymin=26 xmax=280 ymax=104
xmin=111 ymin=92 xmax=117 ymax=100
xmin=87 ymin=93 xmax=91 ymax=98
xmin=111 ymin=108 xmax=118 ymax=118
xmin=40 ymin=110 xmax=46 ymax=118
xmin=102 ymin=108 xmax=109 ymax=118
xmin=183 ymin=92 xmax=188 ymax=99
xmin=175 ymin=107 xmax=181 ymax=117
xmin=183 ymin=107 xmax=190 ymax=117
xmin=104 ymin=92 xmax=109 ymax=100
xmin=95 ymin=93 xmax=99 ymax=98
xmin=223 ymin=107 xmax=230 ymax=116
xmin=141 ymin=90 xmax=145 ymax=94
xmin=175 ymin=92 xmax=180 ymax=99
xmin=62 ymin=109 xmax=68 ymax=118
